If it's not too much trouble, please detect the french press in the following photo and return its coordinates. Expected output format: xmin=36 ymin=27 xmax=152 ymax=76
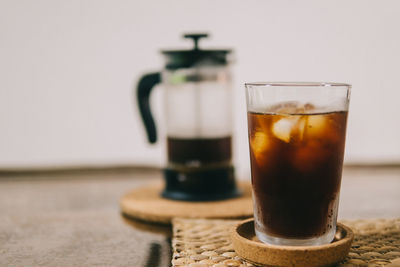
xmin=137 ymin=33 xmax=240 ymax=201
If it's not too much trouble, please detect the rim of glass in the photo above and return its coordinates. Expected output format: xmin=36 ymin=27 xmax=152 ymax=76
xmin=245 ymin=82 xmax=351 ymax=87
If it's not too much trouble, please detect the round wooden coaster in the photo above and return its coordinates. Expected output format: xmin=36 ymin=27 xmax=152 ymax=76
xmin=231 ymin=218 xmax=354 ymax=267
xmin=120 ymin=181 xmax=253 ymax=224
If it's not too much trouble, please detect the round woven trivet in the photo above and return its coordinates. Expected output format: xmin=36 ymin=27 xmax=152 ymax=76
xmin=171 ymin=218 xmax=400 ymax=267
xmin=120 ymin=181 xmax=252 ymax=224
xmin=231 ymin=218 xmax=353 ymax=267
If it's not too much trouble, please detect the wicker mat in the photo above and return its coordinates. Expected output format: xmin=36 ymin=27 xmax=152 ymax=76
xmin=172 ymin=218 xmax=400 ymax=267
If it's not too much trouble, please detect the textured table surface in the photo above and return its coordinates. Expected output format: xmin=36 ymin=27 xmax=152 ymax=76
xmin=0 ymin=167 xmax=399 ymax=266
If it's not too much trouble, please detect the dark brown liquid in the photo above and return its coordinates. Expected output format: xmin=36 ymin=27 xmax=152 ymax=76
xmin=248 ymin=111 xmax=348 ymax=238
xmin=167 ymin=136 xmax=232 ymax=166
xmin=164 ymin=136 xmax=238 ymax=201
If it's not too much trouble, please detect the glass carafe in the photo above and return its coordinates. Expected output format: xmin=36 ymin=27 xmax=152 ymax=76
xmin=136 ymin=33 xmax=240 ymax=201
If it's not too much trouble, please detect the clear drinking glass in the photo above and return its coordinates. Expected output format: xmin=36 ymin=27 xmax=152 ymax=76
xmin=245 ymin=82 xmax=351 ymax=246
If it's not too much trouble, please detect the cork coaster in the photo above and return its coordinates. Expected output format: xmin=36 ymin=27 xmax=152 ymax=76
xmin=231 ymin=218 xmax=353 ymax=267
xmin=171 ymin=218 xmax=400 ymax=267
xmin=120 ymin=181 xmax=252 ymax=224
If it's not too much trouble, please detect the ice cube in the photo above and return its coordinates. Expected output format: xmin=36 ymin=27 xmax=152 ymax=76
xmin=269 ymin=101 xmax=301 ymax=114
xmin=297 ymin=116 xmax=306 ymax=140
xmin=304 ymin=103 xmax=315 ymax=112
xmin=250 ymin=131 xmax=269 ymax=155
xmin=307 ymin=114 xmax=341 ymax=144
xmin=250 ymin=131 xmax=273 ymax=167
xmin=272 ymin=117 xmax=299 ymax=143
xmin=305 ymin=115 xmax=328 ymax=137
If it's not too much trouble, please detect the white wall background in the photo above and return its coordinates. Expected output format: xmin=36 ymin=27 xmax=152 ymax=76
xmin=1 ymin=0 xmax=400 ymax=177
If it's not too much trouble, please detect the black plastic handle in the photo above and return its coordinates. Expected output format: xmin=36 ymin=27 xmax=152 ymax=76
xmin=137 ymin=72 xmax=161 ymax=143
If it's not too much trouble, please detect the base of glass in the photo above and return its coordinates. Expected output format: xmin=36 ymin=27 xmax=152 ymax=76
xmin=255 ymin=226 xmax=336 ymax=246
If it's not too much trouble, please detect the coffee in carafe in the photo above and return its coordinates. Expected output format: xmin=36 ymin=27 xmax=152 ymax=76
xmin=167 ymin=137 xmax=231 ymax=167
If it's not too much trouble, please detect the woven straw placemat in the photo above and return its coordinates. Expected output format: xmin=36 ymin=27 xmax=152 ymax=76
xmin=172 ymin=218 xmax=400 ymax=267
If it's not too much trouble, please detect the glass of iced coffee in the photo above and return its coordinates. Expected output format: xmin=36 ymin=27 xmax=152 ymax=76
xmin=245 ymin=82 xmax=350 ymax=246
